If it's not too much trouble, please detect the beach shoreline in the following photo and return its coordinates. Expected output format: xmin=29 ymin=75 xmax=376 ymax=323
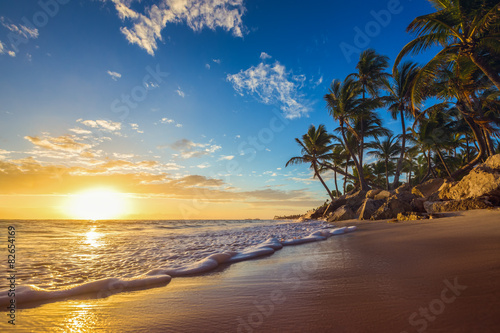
xmin=3 ymin=209 xmax=500 ymax=332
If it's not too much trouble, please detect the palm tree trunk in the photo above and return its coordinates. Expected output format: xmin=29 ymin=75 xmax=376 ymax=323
xmin=312 ymin=162 xmax=335 ymax=202
xmin=420 ymin=151 xmax=432 ymax=184
xmin=466 ymin=136 xmax=470 ymax=163
xmin=385 ymin=159 xmax=389 ymax=191
xmin=392 ymin=108 xmax=405 ymax=189
xmin=451 ymin=112 xmax=487 ymax=179
xmin=340 ymin=122 xmax=369 ymax=191
xmin=470 ymin=53 xmax=500 ymax=92
xmin=344 ymin=159 xmax=349 ymax=194
xmin=436 ymin=148 xmax=453 ymax=179
xmin=334 ymin=169 xmax=339 ymax=198
xmin=483 ymin=129 xmax=494 ymax=157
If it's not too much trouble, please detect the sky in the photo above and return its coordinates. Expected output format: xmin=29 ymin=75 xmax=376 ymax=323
xmin=0 ymin=0 xmax=436 ymax=220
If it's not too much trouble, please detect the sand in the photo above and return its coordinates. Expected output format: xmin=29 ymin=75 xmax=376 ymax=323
xmin=4 ymin=209 xmax=500 ymax=332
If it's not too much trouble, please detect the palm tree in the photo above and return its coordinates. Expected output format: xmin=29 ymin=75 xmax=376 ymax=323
xmin=348 ymin=49 xmax=390 ymax=167
xmin=286 ymin=124 xmax=336 ymax=201
xmin=324 ymin=78 xmax=381 ymax=191
xmin=394 ymin=0 xmax=500 ymax=91
xmin=367 ymin=135 xmax=402 ymax=190
xmin=384 ymin=61 xmax=420 ymax=189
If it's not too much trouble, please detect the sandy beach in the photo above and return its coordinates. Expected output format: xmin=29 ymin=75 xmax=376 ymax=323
xmin=5 ymin=209 xmax=500 ymax=332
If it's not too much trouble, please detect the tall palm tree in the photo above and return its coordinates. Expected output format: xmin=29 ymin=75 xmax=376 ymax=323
xmin=348 ymin=49 xmax=390 ymax=167
xmin=384 ymin=61 xmax=420 ymax=189
xmin=325 ymin=78 xmax=381 ymax=191
xmin=394 ymin=0 xmax=500 ymax=91
xmin=367 ymin=135 xmax=402 ymax=190
xmin=286 ymin=124 xmax=336 ymax=201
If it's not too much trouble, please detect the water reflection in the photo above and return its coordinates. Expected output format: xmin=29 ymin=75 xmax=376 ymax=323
xmin=85 ymin=227 xmax=102 ymax=248
xmin=63 ymin=302 xmax=98 ymax=332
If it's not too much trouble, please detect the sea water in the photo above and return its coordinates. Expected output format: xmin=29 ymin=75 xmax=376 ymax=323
xmin=0 ymin=219 xmax=356 ymax=305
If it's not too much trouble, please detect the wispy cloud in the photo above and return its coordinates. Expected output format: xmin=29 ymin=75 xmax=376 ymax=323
xmin=111 ymin=0 xmax=246 ymax=56
xmin=24 ymin=135 xmax=92 ymax=153
xmin=227 ymin=57 xmax=310 ymax=119
xmin=259 ymin=52 xmax=271 ymax=60
xmin=0 ymin=17 xmax=39 ymax=56
xmin=167 ymin=138 xmax=221 ymax=159
xmin=130 ymin=123 xmax=144 ymax=133
xmin=159 ymin=117 xmax=183 ymax=128
xmin=77 ymin=119 xmax=122 ymax=133
xmin=176 ymin=86 xmax=185 ymax=98
xmin=218 ymin=155 xmax=234 ymax=161
xmin=107 ymin=70 xmax=122 ymax=81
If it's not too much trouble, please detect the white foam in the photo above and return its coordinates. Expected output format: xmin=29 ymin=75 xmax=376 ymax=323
xmin=0 ymin=275 xmax=171 ymax=306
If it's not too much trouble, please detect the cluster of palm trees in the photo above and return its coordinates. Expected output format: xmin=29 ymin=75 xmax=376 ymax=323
xmin=286 ymin=0 xmax=499 ymax=202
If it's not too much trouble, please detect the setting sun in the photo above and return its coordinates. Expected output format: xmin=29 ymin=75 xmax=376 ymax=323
xmin=66 ymin=189 xmax=128 ymax=220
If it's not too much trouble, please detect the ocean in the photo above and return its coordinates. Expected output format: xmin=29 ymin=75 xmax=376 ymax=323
xmin=0 ymin=219 xmax=355 ymax=306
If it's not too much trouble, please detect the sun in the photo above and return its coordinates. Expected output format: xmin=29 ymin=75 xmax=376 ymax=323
xmin=66 ymin=188 xmax=127 ymax=220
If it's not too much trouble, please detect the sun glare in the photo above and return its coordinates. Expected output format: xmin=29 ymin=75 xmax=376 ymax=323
xmin=67 ymin=188 xmax=127 ymax=220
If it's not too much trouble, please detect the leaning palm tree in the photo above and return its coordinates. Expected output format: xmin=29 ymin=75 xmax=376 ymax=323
xmin=286 ymin=124 xmax=336 ymax=201
xmin=367 ymin=135 xmax=402 ymax=190
xmin=384 ymin=61 xmax=420 ymax=189
xmin=325 ymin=78 xmax=381 ymax=191
xmin=348 ymin=49 xmax=390 ymax=166
xmin=394 ymin=0 xmax=500 ymax=91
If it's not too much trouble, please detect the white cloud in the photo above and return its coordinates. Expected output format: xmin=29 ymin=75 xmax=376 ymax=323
xmin=205 ymin=63 xmax=211 ymax=70
xmin=160 ymin=117 xmax=183 ymax=128
xmin=0 ymin=40 xmax=4 ymax=54
xmin=111 ymin=0 xmax=246 ymax=56
xmin=260 ymin=52 xmax=271 ymax=60
xmin=130 ymin=123 xmax=144 ymax=133
xmin=69 ymin=127 xmax=93 ymax=135
xmin=227 ymin=59 xmax=310 ymax=119
xmin=0 ymin=148 xmax=11 ymax=159
xmin=218 ymin=155 xmax=234 ymax=161
xmin=168 ymin=138 xmax=221 ymax=159
xmin=175 ymin=123 xmax=183 ymax=128
xmin=77 ymin=119 xmax=122 ymax=133
xmin=196 ymin=162 xmax=211 ymax=169
xmin=8 ymin=51 xmax=15 ymax=57
xmin=176 ymin=86 xmax=185 ymax=98
xmin=1 ymin=17 xmax=39 ymax=40
xmin=213 ymin=58 xmax=221 ymax=64
xmin=107 ymin=70 xmax=122 ymax=81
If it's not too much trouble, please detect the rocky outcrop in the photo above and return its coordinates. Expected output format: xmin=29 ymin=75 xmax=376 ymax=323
xmin=374 ymin=190 xmax=391 ymax=201
xmin=424 ymin=198 xmax=492 ymax=214
xmin=440 ymin=155 xmax=500 ymax=201
xmin=302 ymin=205 xmax=328 ymax=220
xmin=344 ymin=190 xmax=368 ymax=212
xmin=366 ymin=189 xmax=382 ymax=199
xmin=371 ymin=192 xmax=416 ymax=220
xmin=395 ymin=183 xmax=411 ymax=194
xmin=326 ymin=205 xmax=355 ymax=222
xmin=358 ymin=198 xmax=385 ymax=220
xmin=412 ymin=178 xmax=445 ymax=199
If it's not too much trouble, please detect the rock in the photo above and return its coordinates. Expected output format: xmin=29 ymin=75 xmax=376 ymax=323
xmin=303 ymin=205 xmax=327 ymax=220
xmin=411 ymin=197 xmax=426 ymax=213
xmin=371 ymin=192 xmax=416 ymax=220
xmin=344 ymin=190 xmax=368 ymax=212
xmin=358 ymin=198 xmax=385 ymax=220
xmin=424 ymin=198 xmax=492 ymax=214
xmin=395 ymin=183 xmax=411 ymax=194
xmin=412 ymin=178 xmax=445 ymax=199
xmin=439 ymin=155 xmax=500 ymax=201
xmin=374 ymin=190 xmax=391 ymax=201
xmin=366 ymin=189 xmax=382 ymax=199
xmin=438 ymin=180 xmax=457 ymax=200
xmin=323 ymin=197 xmax=347 ymax=217
xmin=326 ymin=205 xmax=355 ymax=222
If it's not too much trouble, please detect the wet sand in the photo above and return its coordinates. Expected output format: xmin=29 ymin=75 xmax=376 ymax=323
xmin=5 ymin=209 xmax=500 ymax=332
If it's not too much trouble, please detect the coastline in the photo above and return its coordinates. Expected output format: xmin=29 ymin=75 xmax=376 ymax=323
xmin=3 ymin=209 xmax=500 ymax=332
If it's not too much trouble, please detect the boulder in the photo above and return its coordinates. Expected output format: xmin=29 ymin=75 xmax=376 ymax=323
xmin=424 ymin=198 xmax=492 ymax=214
xmin=326 ymin=205 xmax=356 ymax=222
xmin=411 ymin=197 xmax=427 ymax=213
xmin=371 ymin=191 xmax=416 ymax=220
xmin=395 ymin=183 xmax=411 ymax=194
xmin=374 ymin=190 xmax=391 ymax=201
xmin=439 ymin=155 xmax=500 ymax=201
xmin=344 ymin=190 xmax=368 ymax=212
xmin=358 ymin=198 xmax=385 ymax=220
xmin=302 ymin=205 xmax=327 ymax=220
xmin=366 ymin=189 xmax=383 ymax=199
xmin=412 ymin=178 xmax=445 ymax=199
xmin=323 ymin=197 xmax=347 ymax=217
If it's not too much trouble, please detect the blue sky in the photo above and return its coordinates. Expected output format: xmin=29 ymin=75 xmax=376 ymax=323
xmin=0 ymin=0 xmax=436 ymax=219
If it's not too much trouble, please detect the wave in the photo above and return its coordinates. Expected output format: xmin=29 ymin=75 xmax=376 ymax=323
xmin=0 ymin=226 xmax=356 ymax=307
